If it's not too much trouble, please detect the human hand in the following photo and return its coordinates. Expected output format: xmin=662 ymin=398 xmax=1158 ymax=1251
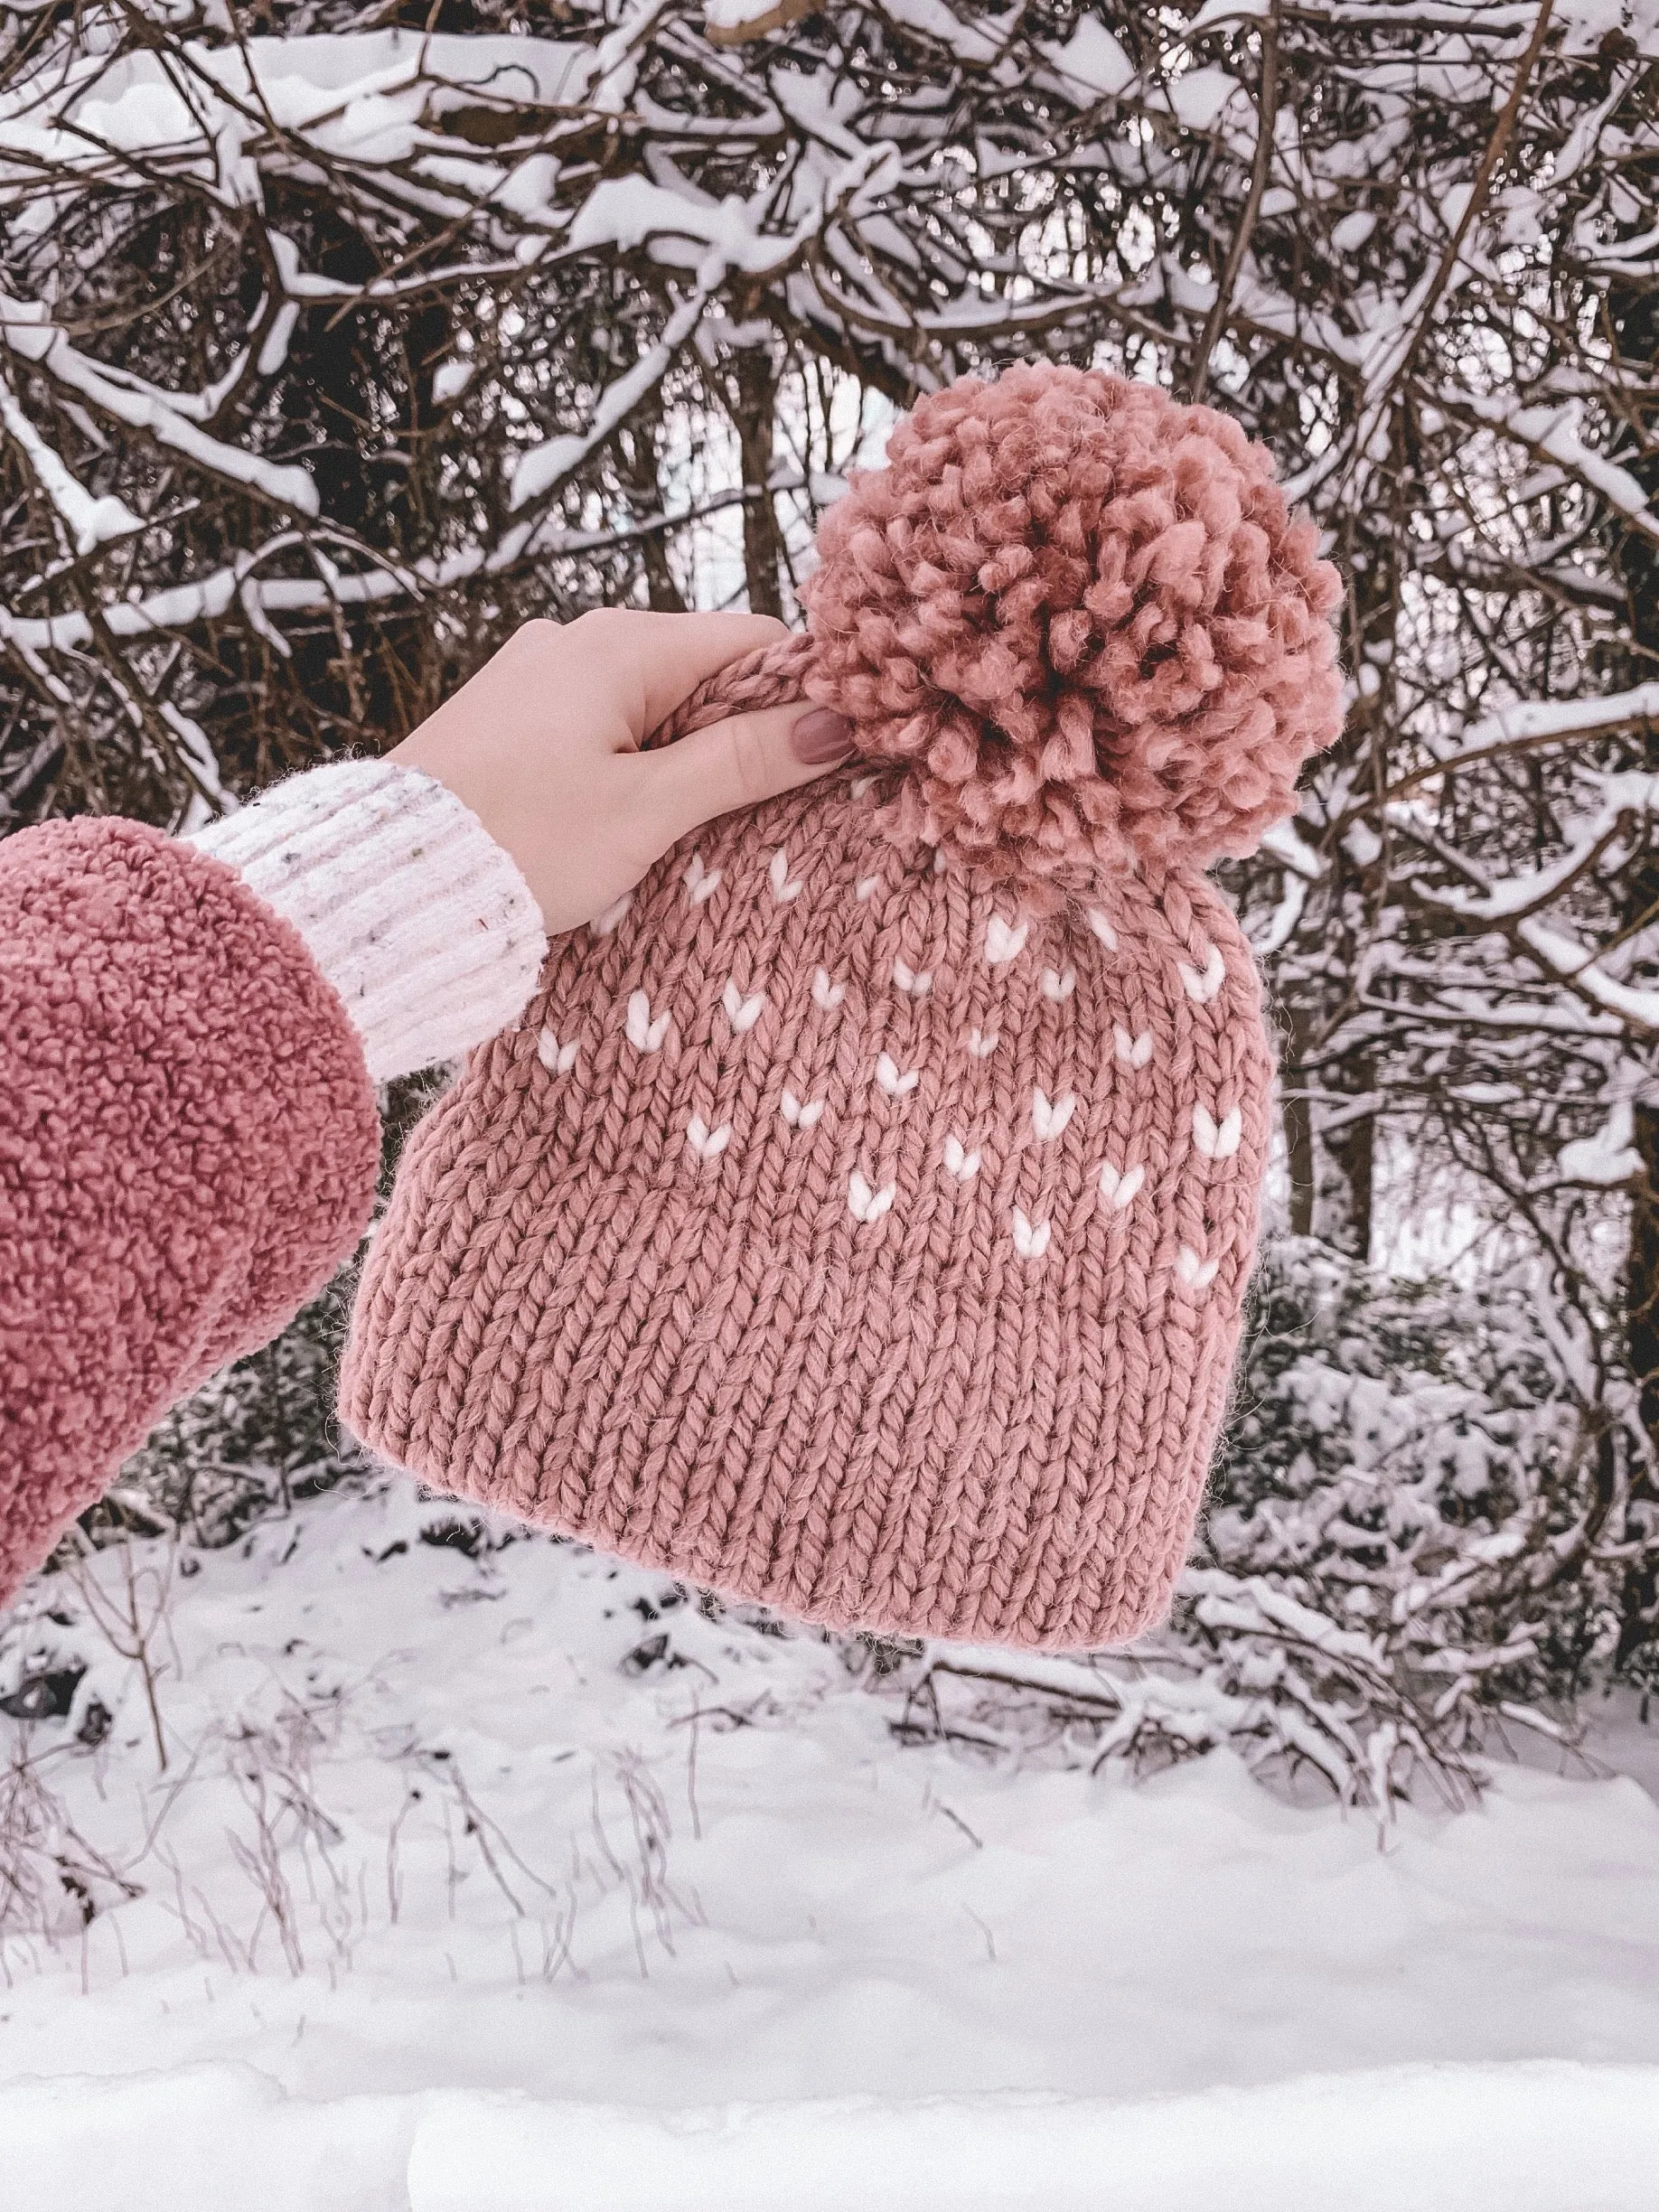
xmin=388 ymin=609 xmax=853 ymax=935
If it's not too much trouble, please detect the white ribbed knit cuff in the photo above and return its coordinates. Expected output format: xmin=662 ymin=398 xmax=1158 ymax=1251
xmin=186 ymin=759 xmax=548 ymax=1083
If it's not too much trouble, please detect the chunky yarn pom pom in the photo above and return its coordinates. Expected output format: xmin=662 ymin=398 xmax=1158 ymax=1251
xmin=801 ymin=361 xmax=1343 ymax=907
xmin=651 ymin=361 xmax=1344 ymax=913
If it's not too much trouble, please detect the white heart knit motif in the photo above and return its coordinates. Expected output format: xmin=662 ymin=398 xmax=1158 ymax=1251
xmin=1193 ymin=1103 xmax=1243 ymax=1159
xmin=1086 ymin=907 xmax=1119 ymax=951
xmin=942 ymin=1134 xmax=980 ymax=1181
xmin=876 ymin=1052 xmax=920 ymax=1097
xmin=1031 ymin=1088 xmax=1076 ymax=1141
xmin=855 ymin=875 xmax=879 ymax=901
xmin=967 ymin=1027 xmax=999 ymax=1058
xmin=848 ymin=1170 xmax=895 ymax=1223
xmin=1041 ymin=965 xmax=1076 ymax=1002
xmin=1011 ymin=1208 xmax=1051 ymax=1260
xmin=1098 ymin=1160 xmax=1146 ymax=1210
xmin=686 ymin=1114 xmax=731 ymax=1161
xmin=722 ymin=979 xmax=765 ymax=1032
xmin=589 ymin=890 xmax=632 ymax=937
xmin=812 ymin=967 xmax=847 ymax=1011
xmin=769 ymin=848 xmax=802 ymax=902
xmin=780 ymin=1090 xmax=826 ymax=1129
xmin=683 ymin=853 xmax=722 ymax=906
xmin=1176 ymin=1245 xmax=1220 ymax=1290
xmin=893 ymin=957 xmax=933 ymax=997
xmin=538 ymin=1028 xmax=578 ymax=1076
xmin=1179 ymin=942 xmax=1227 ymax=1004
xmin=625 ymin=991 xmax=670 ymax=1053
xmin=985 ymin=915 xmax=1028 ymax=965
xmin=1114 ymin=1026 xmax=1154 ymax=1068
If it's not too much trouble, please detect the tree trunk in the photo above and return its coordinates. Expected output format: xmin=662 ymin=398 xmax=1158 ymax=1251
xmin=618 ymin=404 xmax=689 ymax=613
xmin=1610 ymin=242 xmax=1659 ymax=1662
xmin=727 ymin=348 xmax=784 ymax=620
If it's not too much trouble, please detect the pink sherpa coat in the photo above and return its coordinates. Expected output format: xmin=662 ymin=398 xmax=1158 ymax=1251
xmin=2 ymin=751 xmax=547 ymax=1611
xmin=0 ymin=819 xmax=383 ymax=1606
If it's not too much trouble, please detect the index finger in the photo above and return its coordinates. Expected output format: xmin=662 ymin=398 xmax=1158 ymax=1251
xmin=562 ymin=608 xmax=791 ymax=748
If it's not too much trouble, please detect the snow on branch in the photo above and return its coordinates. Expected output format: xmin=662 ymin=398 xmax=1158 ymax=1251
xmin=0 ymin=367 xmax=142 ymax=555
xmin=1437 ymin=683 xmax=1659 ymax=764
xmin=1442 ymin=390 xmax=1659 ymax=546
xmin=1 ymin=294 xmax=319 ymax=515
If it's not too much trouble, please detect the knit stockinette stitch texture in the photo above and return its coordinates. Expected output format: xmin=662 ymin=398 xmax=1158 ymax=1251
xmin=342 ymin=362 xmax=1344 ymax=1651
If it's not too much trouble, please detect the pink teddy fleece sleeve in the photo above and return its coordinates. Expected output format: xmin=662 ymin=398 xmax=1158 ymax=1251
xmin=0 ymin=818 xmax=383 ymax=1608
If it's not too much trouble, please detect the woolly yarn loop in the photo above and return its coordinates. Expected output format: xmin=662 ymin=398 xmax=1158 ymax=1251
xmin=653 ymin=361 xmax=1344 ymax=918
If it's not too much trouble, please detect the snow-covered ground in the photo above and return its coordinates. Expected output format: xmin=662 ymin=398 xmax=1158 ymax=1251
xmin=4 ymin=1473 xmax=1658 ymax=2209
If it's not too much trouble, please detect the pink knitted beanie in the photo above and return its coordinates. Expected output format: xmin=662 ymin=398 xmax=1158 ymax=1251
xmin=341 ymin=363 xmax=1343 ymax=1650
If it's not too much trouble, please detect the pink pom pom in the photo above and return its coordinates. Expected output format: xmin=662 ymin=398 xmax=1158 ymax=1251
xmin=801 ymin=361 xmax=1344 ymax=911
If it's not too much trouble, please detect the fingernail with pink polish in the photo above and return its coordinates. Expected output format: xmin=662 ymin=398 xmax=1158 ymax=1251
xmin=792 ymin=708 xmax=855 ymax=764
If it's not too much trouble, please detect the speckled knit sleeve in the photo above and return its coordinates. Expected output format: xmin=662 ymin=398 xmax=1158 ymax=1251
xmin=0 ymin=819 xmax=386 ymax=1610
xmin=185 ymin=759 xmax=547 ymax=1085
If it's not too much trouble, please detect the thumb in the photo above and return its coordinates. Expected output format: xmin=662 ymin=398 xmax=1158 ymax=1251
xmin=641 ymin=700 xmax=856 ymax=847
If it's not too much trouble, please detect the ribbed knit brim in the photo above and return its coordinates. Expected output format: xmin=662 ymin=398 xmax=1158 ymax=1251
xmin=339 ymin=764 xmax=1272 ymax=1651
